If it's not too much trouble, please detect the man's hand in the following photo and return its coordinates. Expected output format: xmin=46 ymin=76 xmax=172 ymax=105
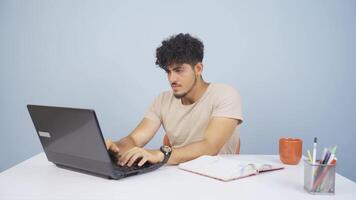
xmin=105 ymin=139 xmax=120 ymax=154
xmin=118 ymin=147 xmax=164 ymax=167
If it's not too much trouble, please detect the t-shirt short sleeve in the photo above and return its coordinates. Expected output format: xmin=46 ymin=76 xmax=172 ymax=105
xmin=211 ymin=85 xmax=243 ymax=124
xmin=144 ymin=93 xmax=163 ymax=123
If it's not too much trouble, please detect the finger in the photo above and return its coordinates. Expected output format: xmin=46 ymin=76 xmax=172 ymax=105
xmin=112 ymin=145 xmax=120 ymax=153
xmin=119 ymin=147 xmax=138 ymax=166
xmin=105 ymin=139 xmax=112 ymax=150
xmin=127 ymin=153 xmax=143 ymax=167
xmin=106 ymin=139 xmax=120 ymax=153
xmin=138 ymin=156 xmax=148 ymax=167
xmin=118 ymin=148 xmax=134 ymax=163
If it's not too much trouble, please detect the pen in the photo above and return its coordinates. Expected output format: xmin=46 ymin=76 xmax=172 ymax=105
xmin=312 ymin=137 xmax=317 ymax=164
xmin=320 ymin=148 xmax=328 ymax=164
xmin=322 ymin=151 xmax=331 ymax=165
xmin=307 ymin=150 xmax=313 ymax=163
xmin=331 ymin=146 xmax=337 ymax=155
xmin=327 ymin=154 xmax=335 ymax=164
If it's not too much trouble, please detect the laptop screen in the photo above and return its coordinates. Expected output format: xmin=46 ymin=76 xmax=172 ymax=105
xmin=27 ymin=105 xmax=110 ymax=163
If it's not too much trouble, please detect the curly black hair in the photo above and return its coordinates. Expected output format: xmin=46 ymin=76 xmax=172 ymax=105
xmin=155 ymin=33 xmax=204 ymax=71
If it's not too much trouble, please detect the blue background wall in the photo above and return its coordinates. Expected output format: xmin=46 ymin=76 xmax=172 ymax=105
xmin=1 ymin=0 xmax=355 ymax=181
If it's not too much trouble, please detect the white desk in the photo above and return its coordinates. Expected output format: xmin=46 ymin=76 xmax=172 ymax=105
xmin=0 ymin=153 xmax=355 ymax=200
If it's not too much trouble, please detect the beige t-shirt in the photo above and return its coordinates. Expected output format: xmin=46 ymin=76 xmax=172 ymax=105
xmin=144 ymin=83 xmax=243 ymax=154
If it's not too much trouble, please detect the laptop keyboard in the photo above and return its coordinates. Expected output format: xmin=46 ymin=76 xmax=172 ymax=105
xmin=106 ymin=150 xmax=164 ymax=179
xmin=108 ymin=150 xmax=157 ymax=172
xmin=112 ymin=161 xmax=153 ymax=172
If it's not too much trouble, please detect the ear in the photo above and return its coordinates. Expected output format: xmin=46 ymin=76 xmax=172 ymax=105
xmin=194 ymin=62 xmax=204 ymax=76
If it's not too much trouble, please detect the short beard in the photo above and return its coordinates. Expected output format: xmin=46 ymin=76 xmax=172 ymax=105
xmin=173 ymin=76 xmax=197 ymax=99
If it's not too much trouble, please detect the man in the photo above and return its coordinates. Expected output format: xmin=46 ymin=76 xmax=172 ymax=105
xmin=106 ymin=33 xmax=243 ymax=167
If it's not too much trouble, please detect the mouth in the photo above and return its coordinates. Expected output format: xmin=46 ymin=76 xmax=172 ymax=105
xmin=171 ymin=84 xmax=181 ymax=90
xmin=172 ymin=87 xmax=182 ymax=93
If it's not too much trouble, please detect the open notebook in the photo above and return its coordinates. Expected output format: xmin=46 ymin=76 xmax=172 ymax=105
xmin=178 ymin=155 xmax=284 ymax=182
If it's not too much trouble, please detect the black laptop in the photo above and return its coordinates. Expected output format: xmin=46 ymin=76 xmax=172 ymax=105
xmin=27 ymin=104 xmax=163 ymax=179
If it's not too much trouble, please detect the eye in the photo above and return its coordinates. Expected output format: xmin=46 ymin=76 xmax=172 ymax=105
xmin=175 ymin=68 xmax=183 ymax=73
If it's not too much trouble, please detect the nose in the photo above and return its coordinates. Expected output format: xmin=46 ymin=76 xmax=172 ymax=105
xmin=168 ymin=72 xmax=178 ymax=83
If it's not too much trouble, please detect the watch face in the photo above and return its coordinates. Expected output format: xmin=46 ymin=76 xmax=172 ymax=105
xmin=162 ymin=145 xmax=172 ymax=153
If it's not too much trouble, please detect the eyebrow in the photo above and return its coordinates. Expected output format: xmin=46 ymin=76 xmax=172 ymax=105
xmin=165 ymin=64 xmax=185 ymax=73
xmin=172 ymin=66 xmax=182 ymax=70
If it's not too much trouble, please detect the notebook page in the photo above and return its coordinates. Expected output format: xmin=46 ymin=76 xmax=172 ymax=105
xmin=178 ymin=155 xmax=258 ymax=181
xmin=223 ymin=155 xmax=284 ymax=172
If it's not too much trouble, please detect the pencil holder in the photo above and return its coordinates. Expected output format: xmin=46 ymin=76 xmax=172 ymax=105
xmin=303 ymin=159 xmax=336 ymax=195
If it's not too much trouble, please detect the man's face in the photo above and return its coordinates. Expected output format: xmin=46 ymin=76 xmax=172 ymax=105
xmin=166 ymin=63 xmax=197 ymax=99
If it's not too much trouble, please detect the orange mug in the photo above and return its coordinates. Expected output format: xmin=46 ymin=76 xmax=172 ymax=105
xmin=279 ymin=138 xmax=302 ymax=165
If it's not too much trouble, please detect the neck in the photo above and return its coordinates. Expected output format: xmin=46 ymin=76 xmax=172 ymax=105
xmin=181 ymin=79 xmax=209 ymax=105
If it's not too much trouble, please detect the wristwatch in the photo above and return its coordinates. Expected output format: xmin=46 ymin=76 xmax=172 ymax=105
xmin=159 ymin=145 xmax=172 ymax=164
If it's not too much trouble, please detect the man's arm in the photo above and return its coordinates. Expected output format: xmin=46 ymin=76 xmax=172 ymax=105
xmin=118 ymin=117 xmax=240 ymax=167
xmin=167 ymin=117 xmax=240 ymax=165
xmin=106 ymin=118 xmax=161 ymax=154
